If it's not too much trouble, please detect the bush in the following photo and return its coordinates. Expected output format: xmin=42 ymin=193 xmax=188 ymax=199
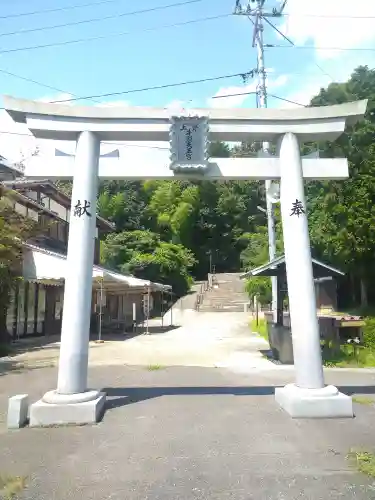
xmin=363 ymin=317 xmax=375 ymax=349
xmin=245 ymin=277 xmax=271 ymax=305
xmin=250 ymin=318 xmax=268 ymax=340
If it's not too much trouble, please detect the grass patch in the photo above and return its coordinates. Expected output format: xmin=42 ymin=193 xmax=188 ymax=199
xmin=250 ymin=318 xmax=268 ymax=340
xmin=0 ymin=474 xmax=26 ymax=499
xmin=322 ymin=343 xmax=375 ymax=368
xmin=352 ymin=396 xmax=374 ymax=406
xmin=347 ymin=450 xmax=375 ymax=477
xmin=147 ymin=364 xmax=164 ymax=371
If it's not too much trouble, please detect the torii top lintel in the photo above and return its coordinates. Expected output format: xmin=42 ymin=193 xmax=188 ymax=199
xmin=3 ymin=96 xmax=368 ymax=143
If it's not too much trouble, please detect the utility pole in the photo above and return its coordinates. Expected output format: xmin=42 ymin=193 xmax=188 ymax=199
xmin=234 ymin=0 xmax=289 ymax=319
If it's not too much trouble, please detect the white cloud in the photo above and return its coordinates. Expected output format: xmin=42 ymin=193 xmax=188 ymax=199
xmin=165 ymin=99 xmax=186 ymax=110
xmin=208 ymin=74 xmax=289 ymax=108
xmin=280 ymin=0 xmax=375 ymax=59
xmin=37 ymin=93 xmax=75 ymax=105
xmin=277 ymin=80 xmax=330 ymax=109
xmin=95 ymin=100 xmax=130 ymax=107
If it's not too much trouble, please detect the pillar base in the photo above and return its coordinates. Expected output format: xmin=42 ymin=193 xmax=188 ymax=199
xmin=29 ymin=390 xmax=106 ymax=427
xmin=275 ymin=384 xmax=353 ymax=419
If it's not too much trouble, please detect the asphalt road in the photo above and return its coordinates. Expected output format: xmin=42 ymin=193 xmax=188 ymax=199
xmin=1 ymin=364 xmax=375 ymax=499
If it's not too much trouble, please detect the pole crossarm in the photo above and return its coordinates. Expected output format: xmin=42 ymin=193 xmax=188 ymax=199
xmin=3 ymin=96 xmax=368 ymax=143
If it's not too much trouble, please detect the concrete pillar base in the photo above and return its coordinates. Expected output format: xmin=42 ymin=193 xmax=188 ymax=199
xmin=275 ymin=384 xmax=353 ymax=419
xmin=29 ymin=391 xmax=106 ymax=427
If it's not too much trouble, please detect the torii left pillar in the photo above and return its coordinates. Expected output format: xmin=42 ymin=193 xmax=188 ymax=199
xmin=30 ymin=131 xmax=106 ymax=427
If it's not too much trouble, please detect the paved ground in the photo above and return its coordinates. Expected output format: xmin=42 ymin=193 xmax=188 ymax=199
xmin=6 ymin=312 xmax=272 ymax=370
xmin=1 ymin=365 xmax=375 ymax=499
xmin=1 ymin=312 xmax=375 ymax=499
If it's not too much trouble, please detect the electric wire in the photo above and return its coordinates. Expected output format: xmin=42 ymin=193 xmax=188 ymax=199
xmin=0 ymin=13 xmax=232 ymax=55
xmin=0 ymin=0 xmax=205 ymax=38
xmin=0 ymin=0 xmax=131 ymax=20
xmin=49 ymin=70 xmax=256 ymax=103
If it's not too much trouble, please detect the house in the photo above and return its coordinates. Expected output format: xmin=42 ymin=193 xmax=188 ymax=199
xmin=0 ymin=155 xmax=24 ymax=181
xmin=1 ymin=164 xmax=171 ymax=340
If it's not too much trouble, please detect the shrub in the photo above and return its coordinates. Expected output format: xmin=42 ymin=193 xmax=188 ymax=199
xmin=250 ymin=318 xmax=268 ymax=340
xmin=363 ymin=317 xmax=375 ymax=349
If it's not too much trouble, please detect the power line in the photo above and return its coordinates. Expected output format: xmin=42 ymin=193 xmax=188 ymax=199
xmin=0 ymin=63 xmax=353 ymax=102
xmin=0 ymin=12 xmax=230 ymax=55
xmin=0 ymin=68 xmax=101 ymax=105
xmin=1 ymin=17 xmax=372 ymax=56
xmin=212 ymin=91 xmax=257 ymax=99
xmin=212 ymin=90 xmax=306 ymax=107
xmin=268 ymin=93 xmax=306 ymax=107
xmin=3 ymin=1 xmax=373 ymax=21
xmin=0 ymin=0 xmax=204 ymax=39
xmin=269 ymin=13 xmax=375 ymax=19
xmin=50 ymin=70 xmax=256 ymax=103
xmin=0 ymin=0 xmax=128 ymax=20
xmin=268 ymin=44 xmax=375 ymax=52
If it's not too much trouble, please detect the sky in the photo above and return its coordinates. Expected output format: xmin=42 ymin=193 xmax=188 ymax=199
xmin=0 ymin=0 xmax=375 ymax=162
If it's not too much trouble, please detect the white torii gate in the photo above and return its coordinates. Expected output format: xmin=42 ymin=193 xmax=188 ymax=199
xmin=3 ymin=96 xmax=367 ymax=425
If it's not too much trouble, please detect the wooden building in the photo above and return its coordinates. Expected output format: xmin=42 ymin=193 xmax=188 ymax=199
xmin=1 ymin=175 xmax=170 ymax=340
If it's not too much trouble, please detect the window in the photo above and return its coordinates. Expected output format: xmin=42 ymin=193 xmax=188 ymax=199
xmin=24 ymin=190 xmax=38 ymax=201
xmin=40 ymin=196 xmax=50 ymax=210
xmin=26 ymin=283 xmax=36 ymax=334
xmin=49 ymin=199 xmax=66 ymax=219
xmin=58 ymin=222 xmax=67 ymax=243
xmin=6 ymin=289 xmax=17 ymax=336
xmin=36 ymin=286 xmax=46 ymax=334
xmin=27 ymin=208 xmax=39 ymax=221
xmin=14 ymin=202 xmax=27 ymax=216
xmin=16 ymin=284 xmax=26 ymax=338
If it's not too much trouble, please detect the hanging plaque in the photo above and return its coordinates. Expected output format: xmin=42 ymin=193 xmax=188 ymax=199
xmin=169 ymin=115 xmax=209 ymax=173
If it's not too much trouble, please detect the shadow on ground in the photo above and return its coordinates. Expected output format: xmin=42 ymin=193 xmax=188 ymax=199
xmin=0 ymin=359 xmax=56 ymax=376
xmin=133 ymin=325 xmax=180 ymax=335
xmin=102 ymin=385 xmax=280 ymax=410
xmin=102 ymin=384 xmax=375 ymax=411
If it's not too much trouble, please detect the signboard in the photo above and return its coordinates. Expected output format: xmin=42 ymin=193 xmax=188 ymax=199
xmin=169 ymin=115 xmax=209 ymax=173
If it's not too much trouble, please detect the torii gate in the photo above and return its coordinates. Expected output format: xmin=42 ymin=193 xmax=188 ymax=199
xmin=3 ymin=96 xmax=367 ymax=425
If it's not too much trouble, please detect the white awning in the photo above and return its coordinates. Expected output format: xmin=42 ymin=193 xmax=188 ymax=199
xmin=22 ymin=243 xmax=171 ymax=292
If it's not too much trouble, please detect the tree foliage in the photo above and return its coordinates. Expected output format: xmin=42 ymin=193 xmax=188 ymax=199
xmin=101 ymin=230 xmax=196 ymax=295
xmin=0 ymin=188 xmax=41 ymax=343
xmin=97 ymin=65 xmax=375 ymax=309
xmin=307 ymin=66 xmax=375 ymax=307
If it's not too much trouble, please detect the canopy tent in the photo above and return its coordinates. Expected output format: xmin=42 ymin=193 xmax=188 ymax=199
xmin=22 ymin=243 xmax=171 ymax=292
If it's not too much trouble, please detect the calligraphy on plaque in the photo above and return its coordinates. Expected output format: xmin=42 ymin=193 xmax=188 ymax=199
xmin=169 ymin=116 xmax=209 ymax=174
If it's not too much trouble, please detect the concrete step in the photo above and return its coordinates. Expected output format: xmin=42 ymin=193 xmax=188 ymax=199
xmin=199 ymin=306 xmax=246 ymax=312
xmin=198 ymin=273 xmax=248 ymax=313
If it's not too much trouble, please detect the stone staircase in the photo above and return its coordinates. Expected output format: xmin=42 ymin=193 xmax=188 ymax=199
xmin=198 ymin=273 xmax=249 ymax=313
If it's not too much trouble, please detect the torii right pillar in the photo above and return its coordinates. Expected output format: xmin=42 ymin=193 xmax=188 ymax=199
xmin=275 ymin=132 xmax=351 ymax=418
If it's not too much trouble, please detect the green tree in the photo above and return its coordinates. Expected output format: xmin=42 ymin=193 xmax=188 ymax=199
xmin=307 ymin=66 xmax=375 ymax=307
xmin=240 ymin=208 xmax=283 ymax=305
xmin=146 ymin=181 xmax=199 ymax=246
xmin=0 ymin=188 xmax=41 ymax=343
xmin=208 ymin=141 xmax=231 ymax=157
xmin=126 ymin=242 xmax=196 ymax=296
xmin=101 ymin=230 xmax=196 ymax=295
xmin=97 ymin=181 xmax=147 ymax=231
